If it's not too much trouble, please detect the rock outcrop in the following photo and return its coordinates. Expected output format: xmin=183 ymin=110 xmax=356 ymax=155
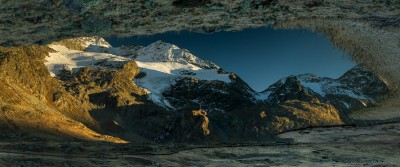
xmin=0 ymin=45 xmax=125 ymax=143
xmin=259 ymin=65 xmax=390 ymax=112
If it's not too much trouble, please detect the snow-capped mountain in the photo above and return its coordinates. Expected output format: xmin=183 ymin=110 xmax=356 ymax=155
xmin=45 ymin=40 xmax=232 ymax=109
xmin=162 ymin=74 xmax=256 ymax=113
xmin=132 ymin=41 xmax=232 ymax=109
xmin=257 ymin=65 xmax=390 ymax=112
xmin=135 ymin=41 xmax=219 ymax=69
xmin=42 ymin=37 xmax=392 ymax=140
xmin=45 ymin=44 xmax=130 ymax=77
xmin=45 ymin=38 xmax=389 ymax=114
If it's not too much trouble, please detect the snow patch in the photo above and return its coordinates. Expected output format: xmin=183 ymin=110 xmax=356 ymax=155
xmin=135 ymin=41 xmax=219 ymax=69
xmin=301 ymin=82 xmax=325 ymax=96
xmin=45 ymin=45 xmax=129 ymax=76
xmin=45 ymin=41 xmax=231 ymax=110
xmin=81 ymin=37 xmax=112 ymax=48
xmin=134 ymin=61 xmax=231 ymax=109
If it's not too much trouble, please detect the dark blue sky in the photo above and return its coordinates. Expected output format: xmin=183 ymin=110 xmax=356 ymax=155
xmin=106 ymin=27 xmax=355 ymax=92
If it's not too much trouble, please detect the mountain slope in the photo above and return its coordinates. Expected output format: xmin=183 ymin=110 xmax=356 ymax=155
xmin=258 ymin=65 xmax=390 ymax=112
xmin=135 ymin=41 xmax=219 ymax=69
xmin=46 ymin=40 xmax=232 ymax=110
xmin=129 ymin=41 xmax=232 ymax=109
xmin=0 ymin=45 xmax=126 ymax=143
xmin=10 ymin=37 xmax=391 ymax=142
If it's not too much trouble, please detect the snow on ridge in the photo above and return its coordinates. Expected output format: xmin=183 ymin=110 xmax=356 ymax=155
xmin=45 ymin=45 xmax=129 ymax=77
xmin=295 ymin=74 xmax=326 ymax=96
xmin=296 ymin=74 xmax=371 ymax=100
xmin=301 ymin=82 xmax=325 ymax=96
xmin=50 ymin=40 xmax=231 ymax=109
xmin=133 ymin=41 xmax=231 ymax=109
xmin=81 ymin=37 xmax=112 ymax=48
xmin=255 ymin=72 xmax=374 ymax=102
xmin=296 ymin=73 xmax=320 ymax=82
xmin=45 ymin=40 xmax=233 ymax=110
xmin=136 ymin=40 xmax=219 ymax=69
xmin=134 ymin=61 xmax=231 ymax=109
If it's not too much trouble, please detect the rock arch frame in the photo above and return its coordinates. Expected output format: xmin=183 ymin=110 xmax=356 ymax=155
xmin=1 ymin=0 xmax=399 ymax=119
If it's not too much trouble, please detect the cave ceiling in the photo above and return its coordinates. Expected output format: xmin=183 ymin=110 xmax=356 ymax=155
xmin=1 ymin=0 xmax=400 ymax=85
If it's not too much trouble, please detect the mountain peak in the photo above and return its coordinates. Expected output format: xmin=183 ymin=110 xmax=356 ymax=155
xmin=339 ymin=65 xmax=371 ymax=80
xmin=51 ymin=37 xmax=111 ymax=51
xmin=296 ymin=73 xmax=321 ymax=82
xmin=135 ymin=41 xmax=219 ymax=69
xmin=148 ymin=40 xmax=178 ymax=50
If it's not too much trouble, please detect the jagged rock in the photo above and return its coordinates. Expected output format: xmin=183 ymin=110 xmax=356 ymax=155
xmin=0 ymin=45 xmax=125 ymax=143
xmin=0 ymin=37 xmax=393 ymax=144
xmin=258 ymin=65 xmax=390 ymax=113
xmin=268 ymin=100 xmax=343 ymax=133
xmin=336 ymin=65 xmax=389 ymax=97
xmin=50 ymin=39 xmax=392 ymax=141
xmin=261 ymin=76 xmax=324 ymax=105
xmin=163 ymin=76 xmax=255 ymax=113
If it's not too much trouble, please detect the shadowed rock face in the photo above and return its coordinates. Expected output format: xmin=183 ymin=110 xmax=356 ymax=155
xmin=262 ymin=76 xmax=325 ymax=105
xmin=162 ymin=74 xmax=256 ymax=113
xmin=0 ymin=46 xmax=125 ymax=143
xmin=161 ymin=65 xmax=390 ymax=135
xmin=337 ymin=65 xmax=390 ymax=97
xmin=260 ymin=65 xmax=390 ymax=112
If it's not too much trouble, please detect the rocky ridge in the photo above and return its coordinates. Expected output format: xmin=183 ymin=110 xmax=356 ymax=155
xmin=0 ymin=44 xmax=126 ymax=143
xmin=258 ymin=66 xmax=390 ymax=112
xmin=0 ymin=36 xmax=393 ymax=143
xmin=40 ymin=38 xmax=391 ymax=142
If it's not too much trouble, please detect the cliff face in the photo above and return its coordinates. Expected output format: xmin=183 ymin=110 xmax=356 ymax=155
xmin=0 ymin=45 xmax=125 ymax=143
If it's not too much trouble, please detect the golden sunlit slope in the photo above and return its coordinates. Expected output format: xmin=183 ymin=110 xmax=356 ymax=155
xmin=0 ymin=46 xmax=126 ymax=143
